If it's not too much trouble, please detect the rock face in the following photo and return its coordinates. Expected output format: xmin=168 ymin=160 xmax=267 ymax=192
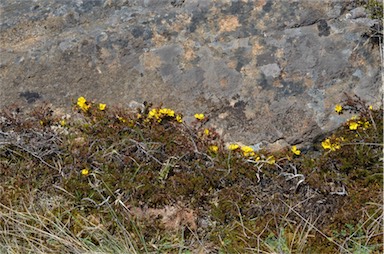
xmin=0 ymin=0 xmax=382 ymax=148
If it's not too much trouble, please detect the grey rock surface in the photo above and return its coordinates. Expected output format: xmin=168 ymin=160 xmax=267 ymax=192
xmin=0 ymin=0 xmax=382 ymax=148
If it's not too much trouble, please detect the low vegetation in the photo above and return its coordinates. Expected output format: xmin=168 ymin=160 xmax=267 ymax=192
xmin=0 ymin=94 xmax=382 ymax=253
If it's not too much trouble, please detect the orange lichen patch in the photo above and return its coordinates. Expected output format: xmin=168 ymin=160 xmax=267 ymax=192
xmin=255 ymin=0 xmax=267 ymax=10
xmin=183 ymin=40 xmax=196 ymax=61
xmin=140 ymin=51 xmax=162 ymax=71
xmin=171 ymin=13 xmax=192 ymax=32
xmin=275 ymin=48 xmax=284 ymax=58
xmin=219 ymin=16 xmax=240 ymax=33
xmin=99 ymin=47 xmax=111 ymax=60
xmin=184 ymin=48 xmax=195 ymax=61
xmin=252 ymin=42 xmax=264 ymax=56
xmin=303 ymin=76 xmax=314 ymax=88
xmin=9 ymin=36 xmax=45 ymax=51
xmin=220 ymin=78 xmax=228 ymax=88
xmin=227 ymin=60 xmax=237 ymax=70
xmin=151 ymin=30 xmax=168 ymax=47
xmin=272 ymin=79 xmax=284 ymax=88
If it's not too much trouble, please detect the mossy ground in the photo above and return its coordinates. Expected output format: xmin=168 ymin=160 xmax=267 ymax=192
xmin=0 ymin=95 xmax=382 ymax=253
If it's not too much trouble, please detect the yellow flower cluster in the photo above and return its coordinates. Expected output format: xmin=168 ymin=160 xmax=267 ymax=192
xmin=227 ymin=143 xmax=278 ymax=163
xmin=349 ymin=121 xmax=359 ymax=130
xmin=291 ymin=145 xmax=301 ymax=155
xmin=348 ymin=119 xmax=370 ymax=130
xmin=147 ymin=108 xmax=182 ymax=123
xmin=77 ymin=97 xmax=91 ymax=112
xmin=194 ymin=113 xmax=205 ymax=120
xmin=321 ymin=138 xmax=342 ymax=151
xmin=241 ymin=146 xmax=255 ymax=157
xmin=228 ymin=144 xmax=240 ymax=151
xmin=209 ymin=145 xmax=219 ymax=153
xmin=77 ymin=97 xmax=107 ymax=112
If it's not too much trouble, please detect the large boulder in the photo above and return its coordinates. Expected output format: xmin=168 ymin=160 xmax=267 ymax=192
xmin=0 ymin=0 xmax=382 ymax=148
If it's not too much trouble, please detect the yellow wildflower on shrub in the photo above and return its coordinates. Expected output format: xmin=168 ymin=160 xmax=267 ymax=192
xmin=159 ymin=108 xmax=175 ymax=117
xmin=321 ymin=138 xmax=341 ymax=151
xmin=241 ymin=146 xmax=255 ymax=157
xmin=176 ymin=115 xmax=183 ymax=123
xmin=204 ymin=129 xmax=210 ymax=136
xmin=358 ymin=120 xmax=370 ymax=130
xmin=194 ymin=113 xmax=205 ymax=120
xmin=334 ymin=104 xmax=343 ymax=114
xmin=148 ymin=109 xmax=159 ymax=119
xmin=321 ymin=138 xmax=332 ymax=150
xmin=98 ymin=103 xmax=106 ymax=111
xmin=116 ymin=115 xmax=126 ymax=123
xmin=349 ymin=121 xmax=359 ymax=130
xmin=369 ymin=105 xmax=373 ymax=110
xmin=81 ymin=168 xmax=89 ymax=176
xmin=266 ymin=155 xmax=275 ymax=165
xmin=291 ymin=145 xmax=301 ymax=155
xmin=60 ymin=120 xmax=66 ymax=127
xmin=147 ymin=108 xmax=176 ymax=121
xmin=228 ymin=144 xmax=239 ymax=151
xmin=209 ymin=145 xmax=219 ymax=153
xmin=77 ymin=97 xmax=91 ymax=112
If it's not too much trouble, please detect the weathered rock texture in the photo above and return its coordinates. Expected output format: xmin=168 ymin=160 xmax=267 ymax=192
xmin=0 ymin=0 xmax=382 ymax=148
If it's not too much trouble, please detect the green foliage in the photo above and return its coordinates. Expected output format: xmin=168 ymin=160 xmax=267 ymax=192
xmin=0 ymin=95 xmax=382 ymax=253
xmin=365 ymin=0 xmax=383 ymax=19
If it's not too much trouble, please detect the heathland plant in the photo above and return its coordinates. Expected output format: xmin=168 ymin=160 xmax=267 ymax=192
xmin=0 ymin=95 xmax=382 ymax=253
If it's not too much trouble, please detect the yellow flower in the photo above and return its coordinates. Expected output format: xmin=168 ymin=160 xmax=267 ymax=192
xmin=77 ymin=97 xmax=91 ymax=112
xmin=321 ymin=138 xmax=332 ymax=150
xmin=209 ymin=145 xmax=219 ymax=153
xmin=39 ymin=120 xmax=44 ymax=126
xmin=349 ymin=121 xmax=359 ymax=130
xmin=194 ymin=113 xmax=205 ymax=120
xmin=98 ymin=103 xmax=106 ymax=111
xmin=81 ymin=168 xmax=89 ymax=176
xmin=291 ymin=145 xmax=301 ymax=155
xmin=332 ymin=142 xmax=341 ymax=151
xmin=266 ymin=155 xmax=275 ymax=165
xmin=148 ymin=109 xmax=159 ymax=119
xmin=322 ymin=138 xmax=341 ymax=151
xmin=241 ymin=146 xmax=254 ymax=157
xmin=369 ymin=105 xmax=373 ymax=110
xmin=228 ymin=144 xmax=239 ymax=151
xmin=116 ymin=115 xmax=126 ymax=123
xmin=204 ymin=129 xmax=210 ymax=136
xmin=362 ymin=121 xmax=370 ymax=130
xmin=334 ymin=104 xmax=343 ymax=114
xmin=176 ymin=115 xmax=183 ymax=123
xmin=159 ymin=108 xmax=175 ymax=117
xmin=60 ymin=120 xmax=66 ymax=126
